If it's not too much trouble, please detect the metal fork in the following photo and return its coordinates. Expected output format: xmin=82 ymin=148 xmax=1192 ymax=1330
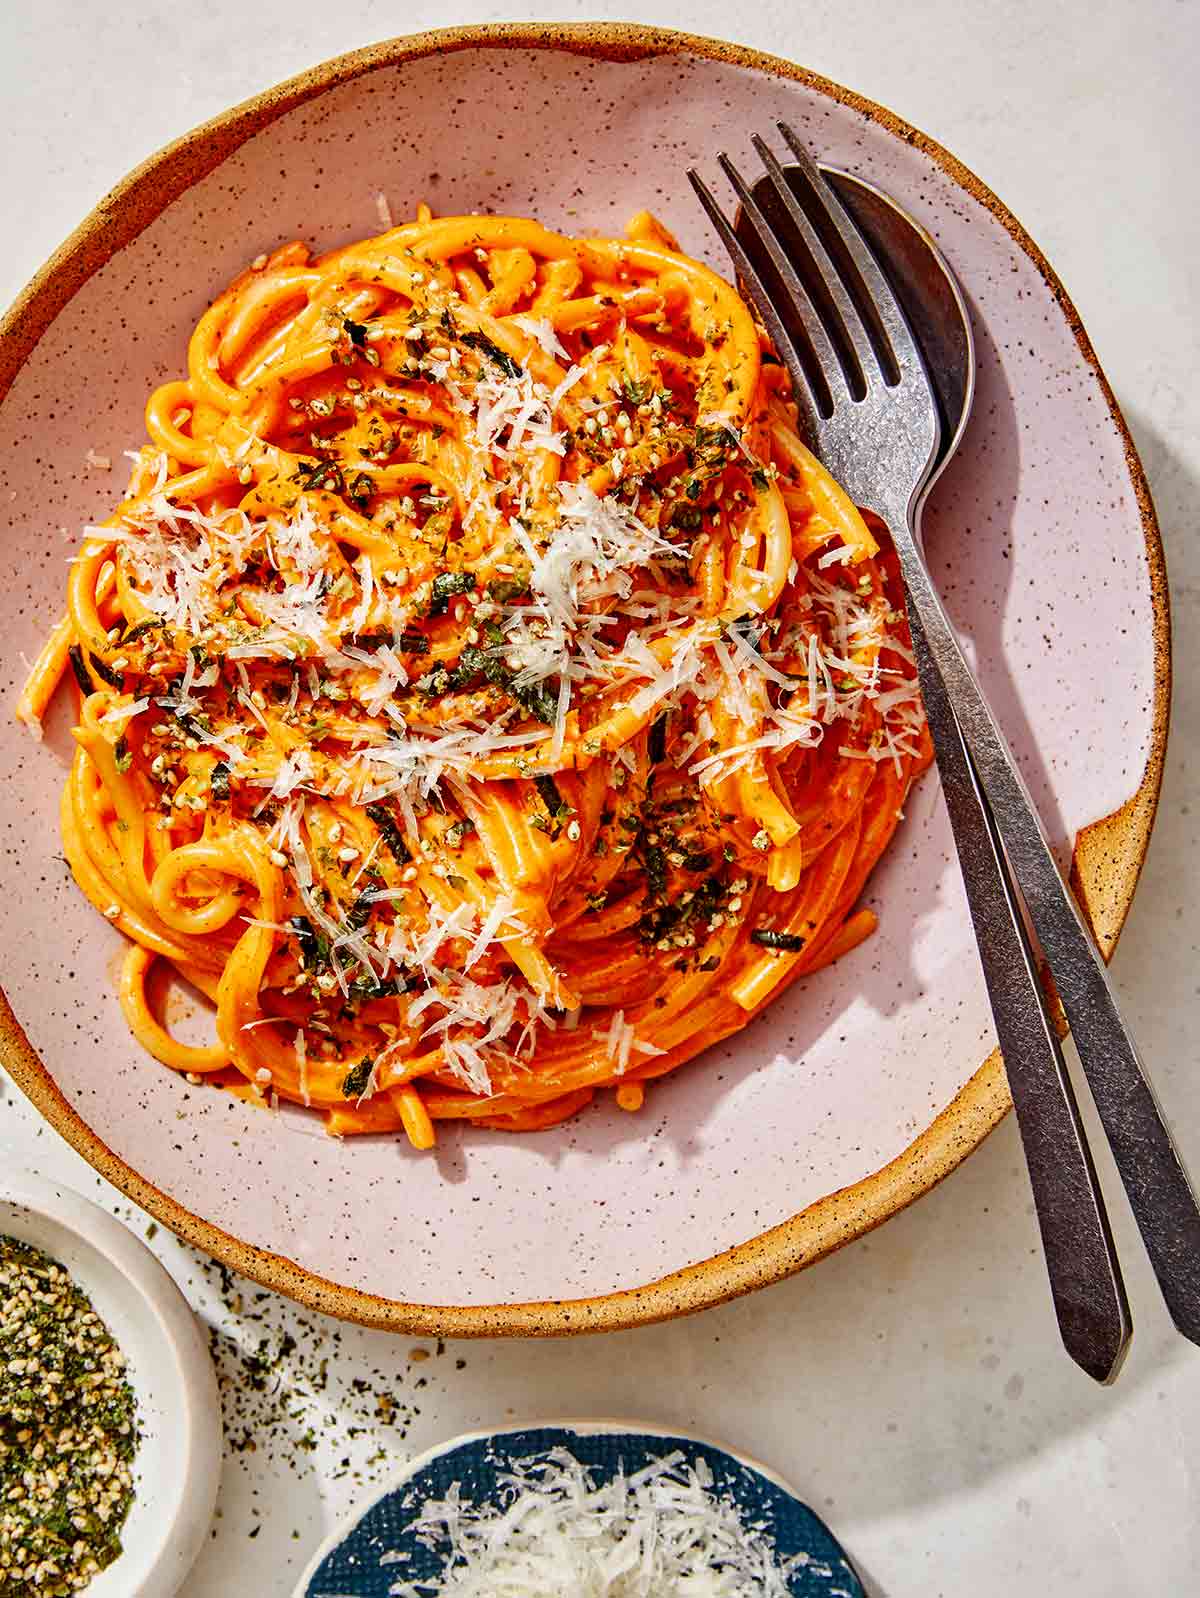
xmin=690 ymin=140 xmax=1127 ymax=1381
xmin=690 ymin=125 xmax=1200 ymax=1377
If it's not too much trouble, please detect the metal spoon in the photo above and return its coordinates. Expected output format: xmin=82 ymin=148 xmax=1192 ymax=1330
xmin=821 ymin=169 xmax=972 ymax=489
xmin=807 ymin=168 xmax=1133 ymax=1380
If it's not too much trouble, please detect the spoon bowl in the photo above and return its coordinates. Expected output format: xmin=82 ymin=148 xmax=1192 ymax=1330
xmin=753 ymin=164 xmax=976 ymax=493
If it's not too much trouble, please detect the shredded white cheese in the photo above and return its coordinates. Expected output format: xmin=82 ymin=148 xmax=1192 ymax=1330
xmin=511 ymin=314 xmax=572 ymax=361
xmin=295 ymin=1027 xmax=310 ymax=1107
xmin=383 ymin=1447 xmax=815 ymax=1597
xmin=592 ymin=1009 xmax=665 ymax=1077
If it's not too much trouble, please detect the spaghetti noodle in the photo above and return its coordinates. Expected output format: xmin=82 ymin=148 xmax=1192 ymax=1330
xmin=17 ymin=206 xmax=930 ymax=1148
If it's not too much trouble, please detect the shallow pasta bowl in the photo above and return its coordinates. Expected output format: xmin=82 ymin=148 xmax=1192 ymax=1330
xmin=0 ymin=23 xmax=1168 ymax=1334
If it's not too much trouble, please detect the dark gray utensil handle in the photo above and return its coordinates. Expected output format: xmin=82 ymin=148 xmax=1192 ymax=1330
xmin=891 ymin=513 xmax=1200 ymax=1344
xmin=908 ymin=607 xmax=1131 ymax=1380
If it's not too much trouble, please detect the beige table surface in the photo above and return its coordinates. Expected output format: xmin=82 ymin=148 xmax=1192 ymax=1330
xmin=2 ymin=3 xmax=1197 ymax=1594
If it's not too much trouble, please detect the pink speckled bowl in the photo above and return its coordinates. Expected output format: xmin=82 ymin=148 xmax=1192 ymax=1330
xmin=0 ymin=24 xmax=1167 ymax=1335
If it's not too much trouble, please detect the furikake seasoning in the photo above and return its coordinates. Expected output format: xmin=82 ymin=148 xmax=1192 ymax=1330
xmin=0 ymin=1236 xmax=139 ymax=1595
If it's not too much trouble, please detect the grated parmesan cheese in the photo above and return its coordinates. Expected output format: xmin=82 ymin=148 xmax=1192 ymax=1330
xmin=592 ymin=1009 xmax=665 ymax=1077
xmin=383 ymin=1447 xmax=813 ymax=1597
xmin=295 ymin=1027 xmax=310 ymax=1107
xmin=510 ymin=314 xmax=572 ymax=362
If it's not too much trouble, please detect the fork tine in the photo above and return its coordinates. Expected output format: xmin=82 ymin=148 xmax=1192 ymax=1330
xmin=776 ymin=121 xmax=925 ymax=380
xmin=712 ymin=152 xmax=852 ymax=418
xmin=747 ymin=136 xmax=883 ymax=394
xmin=687 ymin=167 xmax=830 ymax=438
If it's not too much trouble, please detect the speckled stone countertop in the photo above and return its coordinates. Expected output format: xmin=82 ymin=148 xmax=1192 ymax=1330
xmin=1 ymin=3 xmax=1197 ymax=1594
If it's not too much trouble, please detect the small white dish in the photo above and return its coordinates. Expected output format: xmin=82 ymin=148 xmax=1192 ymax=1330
xmin=0 ymin=1168 xmax=222 ymax=1598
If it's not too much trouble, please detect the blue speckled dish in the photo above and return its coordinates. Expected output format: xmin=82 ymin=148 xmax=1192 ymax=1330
xmin=294 ymin=1421 xmax=864 ymax=1597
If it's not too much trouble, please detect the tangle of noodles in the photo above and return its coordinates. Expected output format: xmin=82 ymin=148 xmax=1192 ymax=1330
xmin=16 ymin=205 xmax=931 ymax=1149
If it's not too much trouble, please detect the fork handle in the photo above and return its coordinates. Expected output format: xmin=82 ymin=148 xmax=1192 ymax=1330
xmin=890 ymin=505 xmax=1200 ymax=1343
xmin=908 ymin=605 xmax=1130 ymax=1380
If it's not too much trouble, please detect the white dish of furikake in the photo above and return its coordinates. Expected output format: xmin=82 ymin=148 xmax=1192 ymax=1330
xmin=0 ymin=1235 xmax=138 ymax=1594
xmin=0 ymin=1172 xmax=222 ymax=1598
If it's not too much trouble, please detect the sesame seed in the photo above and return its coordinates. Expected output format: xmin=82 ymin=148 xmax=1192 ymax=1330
xmin=0 ymin=1237 xmax=138 ymax=1588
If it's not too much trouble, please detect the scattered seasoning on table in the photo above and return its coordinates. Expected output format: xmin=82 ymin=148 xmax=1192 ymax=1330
xmin=6 ymin=1190 xmax=473 ymax=1559
xmin=192 ymin=1252 xmax=456 ymax=1529
xmin=0 ymin=1235 xmax=138 ymax=1596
